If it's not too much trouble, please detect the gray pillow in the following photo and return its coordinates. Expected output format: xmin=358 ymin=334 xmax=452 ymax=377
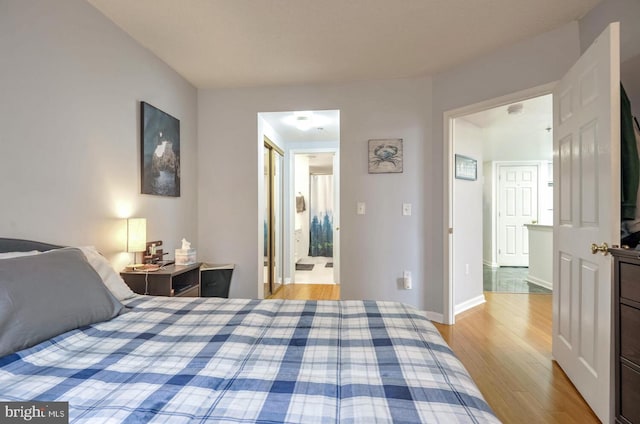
xmin=0 ymin=248 xmax=125 ymax=357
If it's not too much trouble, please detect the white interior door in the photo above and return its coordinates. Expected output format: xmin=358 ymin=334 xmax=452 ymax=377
xmin=552 ymin=23 xmax=620 ymax=423
xmin=497 ymin=164 xmax=538 ymax=266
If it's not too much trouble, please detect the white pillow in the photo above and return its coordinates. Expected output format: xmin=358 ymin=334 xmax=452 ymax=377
xmin=0 ymin=250 xmax=41 ymax=260
xmin=78 ymin=246 xmax=137 ymax=301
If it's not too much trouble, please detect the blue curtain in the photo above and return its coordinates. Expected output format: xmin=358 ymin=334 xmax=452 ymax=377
xmin=309 ymin=175 xmax=333 ymax=257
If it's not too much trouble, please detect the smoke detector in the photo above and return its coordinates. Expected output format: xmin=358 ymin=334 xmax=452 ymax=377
xmin=507 ymin=103 xmax=524 ymax=115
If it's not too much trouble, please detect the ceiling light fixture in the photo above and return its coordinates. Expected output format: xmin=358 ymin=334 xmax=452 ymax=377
xmin=507 ymin=103 xmax=524 ymax=115
xmin=283 ymin=111 xmax=331 ymax=132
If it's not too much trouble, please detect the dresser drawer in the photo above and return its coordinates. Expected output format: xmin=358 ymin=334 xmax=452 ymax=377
xmin=622 ymin=305 xmax=640 ymax=364
xmin=621 ymin=364 xmax=640 ymax=424
xmin=620 ymin=262 xmax=640 ymax=303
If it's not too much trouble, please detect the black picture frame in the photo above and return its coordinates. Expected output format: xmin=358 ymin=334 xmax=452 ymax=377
xmin=141 ymin=102 xmax=180 ymax=197
xmin=455 ymin=154 xmax=477 ymax=181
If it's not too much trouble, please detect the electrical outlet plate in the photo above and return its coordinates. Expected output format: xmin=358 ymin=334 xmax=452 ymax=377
xmin=402 ymin=203 xmax=411 ymax=216
xmin=403 ymin=270 xmax=412 ymax=290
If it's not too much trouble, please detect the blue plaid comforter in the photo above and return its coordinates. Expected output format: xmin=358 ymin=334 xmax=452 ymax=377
xmin=0 ymin=296 xmax=499 ymax=423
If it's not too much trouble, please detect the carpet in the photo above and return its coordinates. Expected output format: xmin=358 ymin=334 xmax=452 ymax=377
xmin=296 ymin=263 xmax=314 ymax=271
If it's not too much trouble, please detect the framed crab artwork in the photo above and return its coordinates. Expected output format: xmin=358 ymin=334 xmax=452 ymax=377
xmin=368 ymin=138 xmax=403 ymax=174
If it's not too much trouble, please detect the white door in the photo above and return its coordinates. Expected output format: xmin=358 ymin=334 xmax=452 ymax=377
xmin=332 ymin=152 xmax=340 ymax=284
xmin=497 ymin=164 xmax=538 ymax=266
xmin=553 ymin=23 xmax=620 ymax=423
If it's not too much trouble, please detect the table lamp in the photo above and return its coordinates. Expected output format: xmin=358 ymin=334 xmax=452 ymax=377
xmin=127 ymin=217 xmax=146 ymax=268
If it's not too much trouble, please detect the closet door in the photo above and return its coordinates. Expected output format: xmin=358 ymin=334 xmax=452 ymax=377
xmin=263 ymin=145 xmax=272 ymax=296
xmin=264 ymin=138 xmax=284 ymax=297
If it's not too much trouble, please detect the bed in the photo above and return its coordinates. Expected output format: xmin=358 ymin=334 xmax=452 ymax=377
xmin=0 ymin=238 xmax=499 ymax=423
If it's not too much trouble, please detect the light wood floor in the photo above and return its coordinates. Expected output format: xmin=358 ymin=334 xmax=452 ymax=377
xmin=267 ymin=283 xmax=340 ymax=300
xmin=433 ymin=293 xmax=599 ymax=424
xmin=266 ymin=285 xmax=598 ymax=423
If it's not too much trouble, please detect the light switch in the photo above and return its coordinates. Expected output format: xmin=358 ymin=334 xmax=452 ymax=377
xmin=357 ymin=202 xmax=366 ymax=215
xmin=402 ymin=203 xmax=412 ymax=216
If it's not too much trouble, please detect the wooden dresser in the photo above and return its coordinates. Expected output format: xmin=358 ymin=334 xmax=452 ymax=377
xmin=611 ymin=248 xmax=640 ymax=424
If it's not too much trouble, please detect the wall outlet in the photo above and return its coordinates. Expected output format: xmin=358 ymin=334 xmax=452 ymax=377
xmin=402 ymin=203 xmax=412 ymax=216
xmin=357 ymin=202 xmax=366 ymax=215
xmin=403 ymin=270 xmax=412 ymax=289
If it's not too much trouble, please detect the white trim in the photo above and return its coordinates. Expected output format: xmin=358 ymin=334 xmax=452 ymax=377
xmin=424 ymin=311 xmax=444 ymax=323
xmin=482 ymin=260 xmax=499 ymax=268
xmin=455 ymin=294 xmax=486 ymax=315
xmin=525 ymin=275 xmax=552 ymax=291
xmin=443 ymin=81 xmax=556 ymax=325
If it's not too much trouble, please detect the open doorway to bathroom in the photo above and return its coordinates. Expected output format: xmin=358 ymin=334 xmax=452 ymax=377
xmin=293 ymin=152 xmax=336 ymax=284
xmin=258 ymin=110 xmax=340 ymax=300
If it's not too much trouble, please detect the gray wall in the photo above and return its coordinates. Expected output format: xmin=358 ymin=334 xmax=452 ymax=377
xmin=0 ymin=0 xmax=198 ymax=268
xmin=453 ymin=119 xmax=484 ymax=308
xmin=198 ymin=78 xmax=431 ymax=305
xmin=579 ymin=0 xmax=640 ymax=62
xmin=579 ymin=0 xmax=640 ymax=118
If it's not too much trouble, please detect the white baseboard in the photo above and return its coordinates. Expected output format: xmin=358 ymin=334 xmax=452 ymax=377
xmin=424 ymin=311 xmax=444 ymax=323
xmin=482 ymin=260 xmax=499 ymax=268
xmin=455 ymin=294 xmax=486 ymax=315
xmin=525 ymin=276 xmax=552 ymax=291
xmin=283 ymin=277 xmax=292 ymax=285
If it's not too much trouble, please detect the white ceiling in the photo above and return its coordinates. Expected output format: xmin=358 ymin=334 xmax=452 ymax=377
xmin=463 ymin=94 xmax=552 ymax=130
xmin=461 ymin=94 xmax=553 ymax=162
xmin=261 ymin=110 xmax=339 ymax=143
xmin=305 ymin=153 xmax=335 ymax=175
xmin=87 ymin=0 xmax=600 ymax=89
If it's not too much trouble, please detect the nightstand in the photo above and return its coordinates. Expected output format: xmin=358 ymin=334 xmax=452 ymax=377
xmin=120 ymin=263 xmax=201 ymax=297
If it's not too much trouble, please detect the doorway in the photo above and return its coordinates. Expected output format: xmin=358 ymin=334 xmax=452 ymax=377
xmin=263 ymin=137 xmax=284 ymax=297
xmin=258 ymin=110 xmax=340 ymax=300
xmin=293 ymin=152 xmax=336 ymax=284
xmin=445 ymin=85 xmax=555 ymax=323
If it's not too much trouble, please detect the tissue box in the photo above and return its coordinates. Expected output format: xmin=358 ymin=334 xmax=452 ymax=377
xmin=175 ymin=248 xmax=196 ymax=265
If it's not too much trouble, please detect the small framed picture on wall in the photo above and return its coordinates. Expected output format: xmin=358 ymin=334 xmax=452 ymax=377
xmin=368 ymin=138 xmax=403 ymax=174
xmin=454 ymin=154 xmax=477 ymax=181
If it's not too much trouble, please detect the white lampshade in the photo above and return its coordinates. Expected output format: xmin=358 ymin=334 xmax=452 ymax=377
xmin=126 ymin=218 xmax=146 ymax=253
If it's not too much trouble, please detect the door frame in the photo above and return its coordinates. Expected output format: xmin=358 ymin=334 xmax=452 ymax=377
xmin=443 ymin=82 xmax=556 ymax=324
xmin=288 ymin=146 xmax=340 ymax=285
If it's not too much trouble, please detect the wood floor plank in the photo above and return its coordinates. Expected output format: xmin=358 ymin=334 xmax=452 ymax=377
xmin=433 ymin=293 xmax=600 ymax=424
xmin=267 ymin=283 xmax=340 ymax=300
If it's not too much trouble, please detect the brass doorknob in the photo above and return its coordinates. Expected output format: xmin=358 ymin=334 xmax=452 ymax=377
xmin=590 ymin=242 xmax=609 ymax=255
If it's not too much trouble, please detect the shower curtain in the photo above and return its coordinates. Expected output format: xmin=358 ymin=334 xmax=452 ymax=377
xmin=309 ymin=174 xmax=333 ymax=257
